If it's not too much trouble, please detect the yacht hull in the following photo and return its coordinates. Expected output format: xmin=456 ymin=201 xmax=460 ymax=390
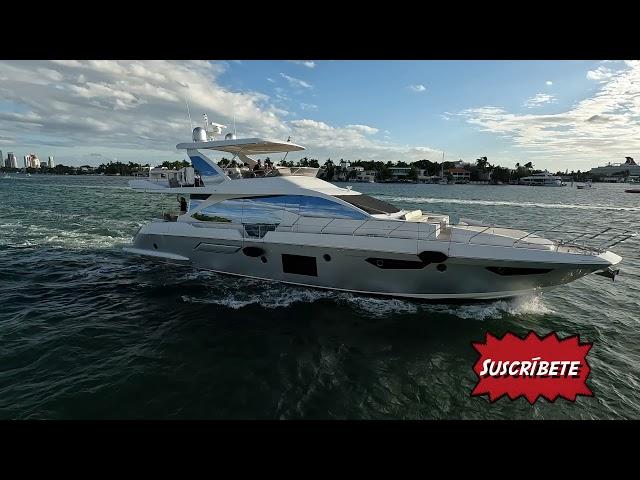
xmin=125 ymin=223 xmax=618 ymax=301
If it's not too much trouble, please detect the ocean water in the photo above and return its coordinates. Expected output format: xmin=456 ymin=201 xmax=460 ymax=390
xmin=1 ymin=175 xmax=639 ymax=419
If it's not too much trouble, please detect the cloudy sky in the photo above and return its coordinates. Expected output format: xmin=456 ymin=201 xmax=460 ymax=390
xmin=1 ymin=60 xmax=638 ymax=170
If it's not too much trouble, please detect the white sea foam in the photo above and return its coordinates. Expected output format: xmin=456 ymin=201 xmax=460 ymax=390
xmin=425 ymin=293 xmax=554 ymax=321
xmin=384 ymin=196 xmax=640 ymax=212
xmin=0 ymin=223 xmax=130 ymax=249
xmin=338 ymin=294 xmax=419 ymax=317
xmin=180 ymin=276 xmax=552 ymax=321
xmin=182 ymin=286 xmax=331 ymax=310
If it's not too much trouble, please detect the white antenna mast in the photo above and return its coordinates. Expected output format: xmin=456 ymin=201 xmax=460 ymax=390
xmin=184 ymin=98 xmax=193 ymax=131
xmin=232 ymin=100 xmax=237 ymax=137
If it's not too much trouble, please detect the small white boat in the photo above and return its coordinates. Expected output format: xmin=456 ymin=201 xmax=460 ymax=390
xmin=519 ymin=171 xmax=564 ymax=186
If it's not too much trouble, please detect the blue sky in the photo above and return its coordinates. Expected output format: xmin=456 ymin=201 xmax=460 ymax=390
xmin=0 ymin=60 xmax=637 ymax=170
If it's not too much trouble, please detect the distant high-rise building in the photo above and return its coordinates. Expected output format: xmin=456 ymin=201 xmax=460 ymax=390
xmin=48 ymin=156 xmax=55 ymax=168
xmin=23 ymin=154 xmax=41 ymax=168
xmin=8 ymin=152 xmax=17 ymax=169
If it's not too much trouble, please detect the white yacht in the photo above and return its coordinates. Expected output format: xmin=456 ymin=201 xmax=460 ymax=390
xmin=519 ymin=171 xmax=564 ymax=186
xmin=124 ymin=117 xmax=634 ymax=300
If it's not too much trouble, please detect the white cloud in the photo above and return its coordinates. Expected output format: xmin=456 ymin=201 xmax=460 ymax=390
xmin=300 ymin=103 xmax=318 ymax=111
xmin=523 ymin=93 xmax=557 ymax=108
xmin=280 ymin=73 xmax=312 ymax=89
xmin=37 ymin=68 xmax=64 ymax=82
xmin=587 ymin=66 xmax=615 ymax=82
xmin=409 ymin=84 xmax=426 ymax=93
xmin=460 ymin=61 xmax=640 ymax=169
xmin=0 ymin=60 xmax=288 ymax=162
xmin=287 ymin=119 xmax=439 ymax=162
xmin=266 ymin=77 xmax=275 ymax=83
xmin=0 ymin=60 xmax=440 ymax=166
xmin=546 ymin=80 xmax=553 ymax=86
xmin=345 ymin=124 xmax=379 ymax=135
xmin=290 ymin=60 xmax=316 ymax=69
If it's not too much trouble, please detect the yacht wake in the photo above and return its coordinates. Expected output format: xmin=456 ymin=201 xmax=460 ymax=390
xmin=425 ymin=293 xmax=555 ymax=320
xmin=181 ymin=287 xmax=331 ymax=309
xmin=383 ymin=196 xmax=640 ymax=212
xmin=180 ymin=274 xmax=553 ymax=320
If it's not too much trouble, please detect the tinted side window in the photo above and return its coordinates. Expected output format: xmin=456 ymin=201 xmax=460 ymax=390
xmin=335 ymin=194 xmax=400 ymax=214
xmin=242 ymin=197 xmax=285 ymax=224
xmin=298 ymin=196 xmax=367 ymax=219
xmin=191 ymin=198 xmax=243 ymax=223
xmin=189 ymin=199 xmax=206 ymax=212
xmin=189 ymin=194 xmax=212 ymax=212
xmin=244 ymin=195 xmax=366 ymax=219
xmin=190 ymin=195 xmax=367 ymax=223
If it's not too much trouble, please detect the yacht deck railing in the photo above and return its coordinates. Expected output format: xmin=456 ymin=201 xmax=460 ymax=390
xmin=233 ymin=217 xmax=636 ymax=254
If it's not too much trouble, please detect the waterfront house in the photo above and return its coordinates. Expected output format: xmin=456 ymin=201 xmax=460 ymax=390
xmin=446 ymin=167 xmax=471 ymax=183
xmin=355 ymin=169 xmax=377 ymax=182
xmin=417 ymin=169 xmax=441 ymax=183
xmin=388 ymin=166 xmax=412 ymax=181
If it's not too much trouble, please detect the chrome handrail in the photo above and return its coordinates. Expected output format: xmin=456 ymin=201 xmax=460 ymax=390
xmin=206 ymin=209 xmax=637 ymax=253
xmin=466 ymin=224 xmax=496 ymax=244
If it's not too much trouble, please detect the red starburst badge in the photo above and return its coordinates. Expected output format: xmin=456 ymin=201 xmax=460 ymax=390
xmin=471 ymin=331 xmax=593 ymax=404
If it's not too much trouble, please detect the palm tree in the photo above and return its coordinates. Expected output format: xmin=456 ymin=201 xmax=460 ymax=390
xmin=476 ymin=156 xmax=489 ymax=171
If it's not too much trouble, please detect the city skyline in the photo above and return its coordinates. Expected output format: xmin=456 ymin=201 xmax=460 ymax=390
xmin=1 ymin=60 xmax=639 ymax=171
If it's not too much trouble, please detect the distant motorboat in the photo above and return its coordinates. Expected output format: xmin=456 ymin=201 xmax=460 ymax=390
xmin=519 ymin=171 xmax=563 ymax=186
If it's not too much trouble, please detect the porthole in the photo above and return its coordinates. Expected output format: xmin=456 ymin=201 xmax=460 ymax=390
xmin=153 ymin=243 xmax=158 ymax=250
xmin=323 ymin=254 xmax=331 ymax=262
xmin=437 ymin=264 xmax=447 ymax=272
xmin=261 ymin=256 xmax=267 ymax=263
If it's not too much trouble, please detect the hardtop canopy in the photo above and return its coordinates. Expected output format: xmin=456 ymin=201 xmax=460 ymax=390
xmin=176 ymin=138 xmax=305 ymax=155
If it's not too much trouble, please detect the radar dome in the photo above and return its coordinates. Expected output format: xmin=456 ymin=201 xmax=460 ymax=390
xmin=192 ymin=127 xmax=207 ymax=142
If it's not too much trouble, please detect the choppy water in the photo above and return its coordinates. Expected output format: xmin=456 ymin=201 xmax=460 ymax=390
xmin=1 ymin=175 xmax=639 ymax=419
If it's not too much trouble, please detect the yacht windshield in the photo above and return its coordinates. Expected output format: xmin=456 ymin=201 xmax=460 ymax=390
xmin=335 ymin=194 xmax=401 ymax=215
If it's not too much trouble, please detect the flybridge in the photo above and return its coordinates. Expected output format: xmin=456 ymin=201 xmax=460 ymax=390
xmin=179 ymin=114 xmax=308 ymax=180
xmin=176 ymin=137 xmax=306 ymax=155
xmin=178 ymin=113 xmax=305 ymax=156
xmin=129 ymin=113 xmax=316 ymax=192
